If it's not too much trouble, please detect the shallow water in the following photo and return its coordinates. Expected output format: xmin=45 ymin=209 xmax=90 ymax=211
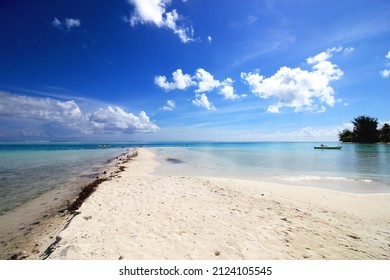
xmin=152 ymin=142 xmax=390 ymax=193
xmin=0 ymin=143 xmax=128 ymax=214
xmin=1 ymin=141 xmax=389 ymax=215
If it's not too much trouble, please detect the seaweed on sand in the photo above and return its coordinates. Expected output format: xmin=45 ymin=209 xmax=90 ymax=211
xmin=67 ymin=178 xmax=107 ymax=212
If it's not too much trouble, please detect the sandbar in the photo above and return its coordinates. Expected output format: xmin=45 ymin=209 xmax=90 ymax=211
xmin=44 ymin=148 xmax=390 ymax=259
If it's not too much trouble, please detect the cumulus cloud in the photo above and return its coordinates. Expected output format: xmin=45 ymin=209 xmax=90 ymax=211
xmin=192 ymin=93 xmax=216 ymax=111
xmin=0 ymin=91 xmax=82 ymax=123
xmin=161 ymin=100 xmax=176 ymax=111
xmin=155 ymin=68 xmax=241 ymax=110
xmin=126 ymin=0 xmax=194 ymax=43
xmin=154 ymin=69 xmax=194 ymax=91
xmin=52 ymin=17 xmax=81 ymax=30
xmin=155 ymin=68 xmax=237 ymax=95
xmin=307 ymin=50 xmax=343 ymax=81
xmin=241 ymin=48 xmax=344 ymax=113
xmin=380 ymin=51 xmax=390 ymax=78
xmin=194 ymin=68 xmax=221 ymax=93
xmin=87 ymin=106 xmax=158 ymax=133
xmin=219 ymin=78 xmax=239 ymax=100
xmin=128 ymin=0 xmax=167 ymax=26
xmin=0 ymin=91 xmax=158 ymax=137
xmin=207 ymin=35 xmax=212 ymax=43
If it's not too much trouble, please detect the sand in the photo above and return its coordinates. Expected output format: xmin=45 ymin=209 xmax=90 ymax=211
xmin=45 ymin=148 xmax=390 ymax=260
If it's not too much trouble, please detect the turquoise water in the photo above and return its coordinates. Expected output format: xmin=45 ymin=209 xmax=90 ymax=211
xmin=0 ymin=143 xmax=130 ymax=214
xmin=1 ymin=142 xmax=389 ymax=215
xmin=152 ymin=142 xmax=390 ymax=193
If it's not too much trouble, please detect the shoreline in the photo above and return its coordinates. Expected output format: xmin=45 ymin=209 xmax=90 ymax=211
xmin=41 ymin=148 xmax=390 ymax=260
xmin=151 ymin=146 xmax=390 ymax=194
xmin=0 ymin=149 xmax=136 ymax=260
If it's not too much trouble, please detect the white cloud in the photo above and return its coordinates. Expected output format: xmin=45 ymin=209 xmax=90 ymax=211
xmin=0 ymin=91 xmax=82 ymax=123
xmin=64 ymin=18 xmax=81 ymax=29
xmin=266 ymin=105 xmax=280 ymax=113
xmin=52 ymin=17 xmax=81 ymax=30
xmin=381 ymin=69 xmax=390 ymax=78
xmin=154 ymin=69 xmax=194 ymax=91
xmin=155 ymin=68 xmax=241 ymax=96
xmin=155 ymin=68 xmax=242 ymax=110
xmin=240 ymin=72 xmax=265 ymax=96
xmin=128 ymin=0 xmax=167 ymax=27
xmin=161 ymin=100 xmax=176 ymax=111
xmin=381 ymin=51 xmax=390 ymax=78
xmin=344 ymin=47 xmax=355 ymax=53
xmin=88 ymin=106 xmax=158 ymax=133
xmin=207 ymin=35 xmax=212 ymax=43
xmin=0 ymin=91 xmax=158 ymax=136
xmin=337 ymin=122 xmax=354 ymax=132
xmin=164 ymin=9 xmax=194 ymax=43
xmin=194 ymin=68 xmax=221 ymax=93
xmin=219 ymin=78 xmax=239 ymax=100
xmin=307 ymin=49 xmax=343 ymax=80
xmin=156 ymin=68 xmax=227 ymax=94
xmin=241 ymin=48 xmax=344 ymax=113
xmin=192 ymin=93 xmax=216 ymax=111
xmin=127 ymin=0 xmax=194 ymax=43
xmin=52 ymin=18 xmax=62 ymax=28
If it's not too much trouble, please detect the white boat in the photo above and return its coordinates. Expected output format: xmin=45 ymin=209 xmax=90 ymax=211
xmin=314 ymin=145 xmax=342 ymax=150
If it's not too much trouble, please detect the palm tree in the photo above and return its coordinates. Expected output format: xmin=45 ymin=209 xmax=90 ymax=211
xmin=379 ymin=123 xmax=390 ymax=143
xmin=352 ymin=115 xmax=379 ymax=143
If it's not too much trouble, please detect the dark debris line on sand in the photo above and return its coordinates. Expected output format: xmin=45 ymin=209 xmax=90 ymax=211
xmin=67 ymin=149 xmax=139 ymax=212
xmin=67 ymin=178 xmax=107 ymax=212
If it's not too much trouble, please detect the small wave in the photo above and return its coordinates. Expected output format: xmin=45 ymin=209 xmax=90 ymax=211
xmin=276 ymin=175 xmax=372 ymax=184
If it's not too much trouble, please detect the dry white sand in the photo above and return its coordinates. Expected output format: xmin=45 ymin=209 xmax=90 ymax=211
xmin=47 ymin=148 xmax=390 ymax=260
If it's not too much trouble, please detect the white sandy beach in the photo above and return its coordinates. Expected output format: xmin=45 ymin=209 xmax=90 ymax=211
xmin=46 ymin=148 xmax=390 ymax=260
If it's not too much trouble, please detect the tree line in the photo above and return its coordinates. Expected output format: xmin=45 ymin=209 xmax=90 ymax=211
xmin=339 ymin=115 xmax=390 ymax=143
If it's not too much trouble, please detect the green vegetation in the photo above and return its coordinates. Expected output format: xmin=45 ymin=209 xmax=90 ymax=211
xmin=339 ymin=115 xmax=389 ymax=143
xmin=379 ymin=123 xmax=390 ymax=143
xmin=338 ymin=128 xmax=355 ymax=142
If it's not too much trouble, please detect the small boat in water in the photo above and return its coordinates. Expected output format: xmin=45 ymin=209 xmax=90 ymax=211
xmin=314 ymin=144 xmax=342 ymax=150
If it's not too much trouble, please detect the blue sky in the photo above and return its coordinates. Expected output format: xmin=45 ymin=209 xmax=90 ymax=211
xmin=0 ymin=0 xmax=389 ymax=141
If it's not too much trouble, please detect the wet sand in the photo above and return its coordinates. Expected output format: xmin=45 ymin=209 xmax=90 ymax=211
xmin=41 ymin=148 xmax=390 ymax=260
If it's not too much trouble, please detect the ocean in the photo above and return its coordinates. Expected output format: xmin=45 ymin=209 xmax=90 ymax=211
xmin=1 ymin=142 xmax=390 ymax=216
xmin=152 ymin=142 xmax=390 ymax=193
xmin=0 ymin=142 xmax=129 ymax=215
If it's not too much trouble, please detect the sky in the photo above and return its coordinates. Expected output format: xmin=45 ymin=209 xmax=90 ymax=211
xmin=0 ymin=0 xmax=389 ymax=142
